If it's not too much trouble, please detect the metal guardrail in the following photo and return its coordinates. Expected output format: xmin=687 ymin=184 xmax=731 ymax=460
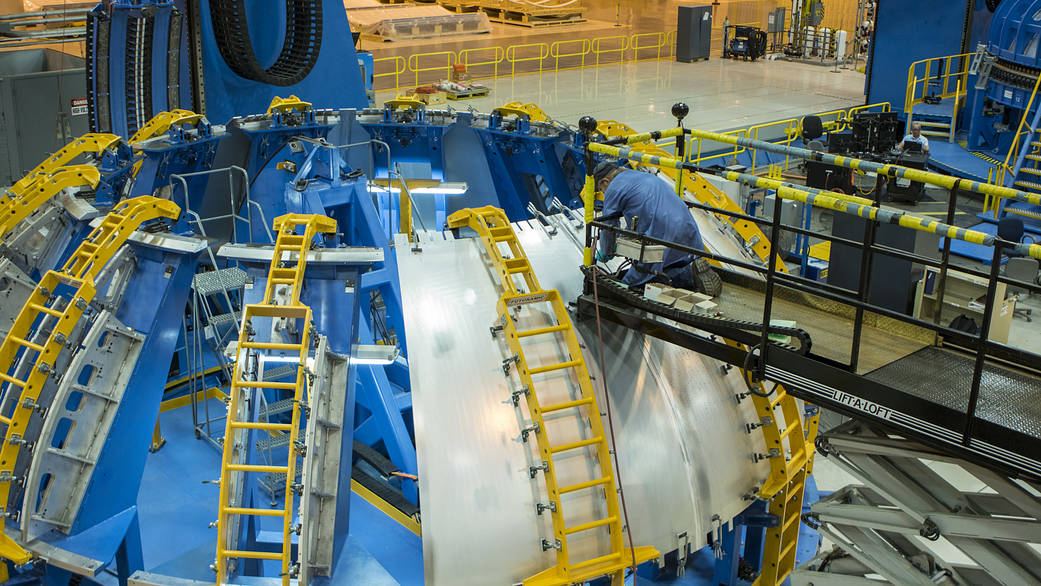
xmin=371 ymin=25 xmax=768 ymax=93
xmin=904 ymin=52 xmax=972 ymax=114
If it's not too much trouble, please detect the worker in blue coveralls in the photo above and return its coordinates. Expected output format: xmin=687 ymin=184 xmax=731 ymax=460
xmin=593 ymin=161 xmax=722 ymax=296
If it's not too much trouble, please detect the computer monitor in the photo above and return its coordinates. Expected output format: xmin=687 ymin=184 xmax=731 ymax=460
xmin=903 ymin=140 xmax=923 ymax=153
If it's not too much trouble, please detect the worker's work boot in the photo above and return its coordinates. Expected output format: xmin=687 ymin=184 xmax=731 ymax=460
xmin=691 ymin=258 xmax=723 ymax=297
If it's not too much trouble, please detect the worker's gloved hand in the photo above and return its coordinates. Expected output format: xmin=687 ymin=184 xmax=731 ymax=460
xmin=596 ymin=249 xmax=613 ymax=263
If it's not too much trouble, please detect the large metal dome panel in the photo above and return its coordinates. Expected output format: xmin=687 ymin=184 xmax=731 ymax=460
xmin=397 ymin=217 xmax=767 ymax=584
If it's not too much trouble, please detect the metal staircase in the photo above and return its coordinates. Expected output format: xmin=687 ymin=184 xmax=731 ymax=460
xmin=0 ymin=195 xmax=180 ymax=564
xmin=187 ymin=267 xmax=247 ymax=446
xmin=213 ymin=214 xmax=337 ymax=586
xmin=446 ymin=206 xmax=659 ymax=586
xmin=997 ymin=73 xmax=1041 ymax=219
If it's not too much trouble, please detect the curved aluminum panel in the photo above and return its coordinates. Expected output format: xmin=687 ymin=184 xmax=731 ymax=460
xmin=397 ymin=217 xmax=766 ymax=585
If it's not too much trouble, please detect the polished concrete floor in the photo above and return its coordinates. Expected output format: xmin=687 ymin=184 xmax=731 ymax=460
xmin=377 ymin=58 xmax=867 ymax=131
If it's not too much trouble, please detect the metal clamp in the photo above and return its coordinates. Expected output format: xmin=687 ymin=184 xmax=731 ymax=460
xmin=510 ymin=385 xmax=530 ymax=407
xmin=752 ymin=448 xmax=782 ymax=463
xmin=529 ymin=460 xmax=549 ymax=479
xmin=520 ymin=422 xmax=540 ymax=442
xmin=502 ymin=354 xmax=520 ymax=375
xmin=542 ymin=539 xmax=562 ymax=551
xmin=536 ymin=501 xmax=557 ymax=515
xmin=489 ymin=320 xmax=504 ymax=338
xmin=745 ymin=416 xmax=773 ymax=434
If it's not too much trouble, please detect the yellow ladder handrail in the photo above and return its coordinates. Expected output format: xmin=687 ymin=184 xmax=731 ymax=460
xmin=9 ymin=133 xmax=121 ymax=193
xmin=0 ymin=195 xmax=180 ymax=565
xmin=446 ymin=207 xmax=658 ymax=586
xmin=0 ymin=165 xmax=101 ymax=238
xmin=214 ymin=213 xmax=336 ymax=586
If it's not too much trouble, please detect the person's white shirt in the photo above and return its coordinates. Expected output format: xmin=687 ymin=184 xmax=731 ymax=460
xmin=901 ymin=133 xmax=929 ymax=152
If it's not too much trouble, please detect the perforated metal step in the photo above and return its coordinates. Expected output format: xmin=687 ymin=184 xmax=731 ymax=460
xmin=192 ymin=267 xmax=247 ymax=296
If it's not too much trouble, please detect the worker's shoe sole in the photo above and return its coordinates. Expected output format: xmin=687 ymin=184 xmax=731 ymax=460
xmin=692 ymin=258 xmax=723 ymax=297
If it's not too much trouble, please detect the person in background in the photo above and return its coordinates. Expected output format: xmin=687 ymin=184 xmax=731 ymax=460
xmin=897 ymin=122 xmax=930 ymax=153
xmin=593 ymin=161 xmax=722 ymax=296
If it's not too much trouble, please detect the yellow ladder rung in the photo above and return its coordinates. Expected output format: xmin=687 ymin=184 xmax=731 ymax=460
xmin=9 ymin=337 xmax=43 ymax=352
xmin=222 ymin=550 xmax=284 ymax=561
xmin=269 ymin=278 xmax=298 ymax=285
xmin=505 ymin=258 xmax=531 ymax=273
xmin=559 ymin=475 xmax=611 ymax=495
xmin=571 ymin=552 xmax=622 ymax=571
xmin=564 ymin=515 xmax=617 ymax=535
xmin=529 ymin=360 xmax=581 ymax=375
xmin=0 ymin=415 xmax=11 ymax=425
xmin=768 ymin=392 xmax=789 ymax=410
xmin=782 ymin=513 xmax=801 ymax=532
xmin=779 ymin=423 xmax=799 ymax=441
xmin=540 ymin=397 xmax=594 ymax=414
xmin=550 ymin=436 xmax=603 ymax=454
xmin=222 ymin=507 xmax=286 ymax=517
xmin=489 ymin=227 xmax=513 ymax=241
xmin=0 ymin=373 xmax=25 ymax=387
xmin=241 ymin=341 xmax=305 ymax=351
xmin=28 ymin=304 xmax=63 ymax=318
xmin=226 ymin=464 xmax=289 ymax=473
xmin=233 ymin=380 xmax=298 ymax=390
xmin=516 ymin=324 xmax=568 ymax=338
xmin=229 ymin=421 xmax=294 ymax=431
xmin=779 ymin=539 xmax=798 ymax=561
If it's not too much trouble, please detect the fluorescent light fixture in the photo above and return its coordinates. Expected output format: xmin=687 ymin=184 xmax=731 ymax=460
xmin=352 ymin=343 xmax=400 ymax=365
xmin=368 ymin=180 xmax=468 ymax=195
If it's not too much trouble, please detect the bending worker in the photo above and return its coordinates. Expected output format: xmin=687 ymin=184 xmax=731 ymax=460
xmin=594 ymin=162 xmax=722 ymax=296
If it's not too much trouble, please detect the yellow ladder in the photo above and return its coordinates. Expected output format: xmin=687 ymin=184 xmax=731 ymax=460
xmin=0 ymin=165 xmax=102 ymax=238
xmin=214 ymin=214 xmax=336 ymax=586
xmin=446 ymin=206 xmax=658 ymax=586
xmin=728 ymin=341 xmax=819 ymax=586
xmin=0 ymin=195 xmax=180 ymax=563
xmin=8 ymin=133 xmax=121 ymax=194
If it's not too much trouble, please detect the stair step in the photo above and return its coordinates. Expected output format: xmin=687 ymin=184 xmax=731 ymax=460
xmin=256 ymin=432 xmax=293 ymax=452
xmin=917 ymin=121 xmax=951 ymax=128
xmin=192 ymin=267 xmax=247 ymax=296
xmin=1025 ymin=154 xmax=1041 ymax=162
xmin=1020 ymin=167 xmax=1041 ymax=176
xmin=1013 ymin=180 xmax=1041 ymax=192
xmin=261 ymin=398 xmax=296 ymax=418
xmin=920 ymin=130 xmax=951 ymax=138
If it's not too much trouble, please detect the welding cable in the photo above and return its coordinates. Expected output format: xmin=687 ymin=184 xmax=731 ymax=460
xmin=590 ymin=230 xmax=640 ymax=584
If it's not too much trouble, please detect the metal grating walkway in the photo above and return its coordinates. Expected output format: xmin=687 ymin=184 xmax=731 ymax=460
xmin=867 ymin=346 xmax=1041 ymax=439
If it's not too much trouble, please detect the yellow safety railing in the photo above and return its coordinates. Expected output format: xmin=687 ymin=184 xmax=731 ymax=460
xmin=848 ymin=101 xmax=892 ymax=117
xmin=813 ymin=107 xmax=849 ymax=133
xmin=591 ymin=35 xmax=628 ymax=67
xmin=631 ymin=32 xmax=666 ymax=61
xmin=459 ymin=46 xmax=505 ymax=81
xmin=689 ymin=128 xmax=748 ymax=165
xmin=549 ymin=39 xmax=590 ymax=71
xmin=505 ymin=42 xmax=550 ymax=77
xmin=373 ymin=55 xmax=407 ymax=91
xmin=408 ymin=51 xmax=456 ymax=87
xmin=370 ymin=28 xmax=744 ymax=92
xmin=750 ymin=118 xmax=800 ymax=171
xmin=904 ymin=52 xmax=972 ymax=114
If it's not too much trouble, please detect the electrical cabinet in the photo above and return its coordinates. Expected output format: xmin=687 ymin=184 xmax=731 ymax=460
xmin=677 ymin=5 xmax=712 ymax=63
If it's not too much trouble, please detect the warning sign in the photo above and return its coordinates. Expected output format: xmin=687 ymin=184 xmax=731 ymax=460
xmin=70 ymin=98 xmax=88 ymax=116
